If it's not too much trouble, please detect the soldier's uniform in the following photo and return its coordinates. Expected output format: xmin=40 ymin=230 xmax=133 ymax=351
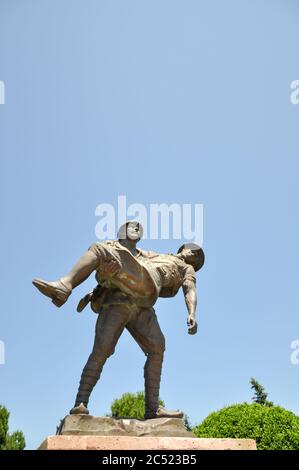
xmin=74 ymin=240 xmax=196 ymax=416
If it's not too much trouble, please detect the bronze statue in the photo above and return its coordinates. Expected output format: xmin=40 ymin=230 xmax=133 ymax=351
xmin=33 ymin=221 xmax=204 ymax=419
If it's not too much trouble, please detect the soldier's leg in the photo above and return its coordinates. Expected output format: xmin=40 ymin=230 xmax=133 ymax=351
xmin=71 ymin=303 xmax=131 ymax=414
xmin=126 ymin=308 xmax=165 ymax=418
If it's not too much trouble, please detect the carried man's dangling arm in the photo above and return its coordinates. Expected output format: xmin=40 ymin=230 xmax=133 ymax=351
xmin=182 ymin=277 xmax=197 ymax=335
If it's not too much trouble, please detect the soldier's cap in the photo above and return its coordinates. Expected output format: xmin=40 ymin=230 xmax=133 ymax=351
xmin=177 ymin=242 xmax=205 ymax=272
xmin=117 ymin=221 xmax=144 ymax=240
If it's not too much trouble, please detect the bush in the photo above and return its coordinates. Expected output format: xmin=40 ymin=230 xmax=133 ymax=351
xmin=0 ymin=405 xmax=25 ymax=450
xmin=110 ymin=391 xmax=164 ymax=419
xmin=193 ymin=403 xmax=299 ymax=450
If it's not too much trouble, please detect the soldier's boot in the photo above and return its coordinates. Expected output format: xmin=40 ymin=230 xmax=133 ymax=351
xmin=144 ymin=352 xmax=183 ymax=419
xmin=69 ymin=356 xmax=106 ymax=415
xmin=32 ymin=249 xmax=99 ymax=307
xmin=69 ymin=402 xmax=89 ymax=415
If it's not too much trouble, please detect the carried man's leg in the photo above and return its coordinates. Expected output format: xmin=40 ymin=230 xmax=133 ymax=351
xmin=32 ymin=247 xmax=100 ymax=307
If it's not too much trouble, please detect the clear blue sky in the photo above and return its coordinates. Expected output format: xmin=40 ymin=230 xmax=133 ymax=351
xmin=0 ymin=0 xmax=298 ymax=449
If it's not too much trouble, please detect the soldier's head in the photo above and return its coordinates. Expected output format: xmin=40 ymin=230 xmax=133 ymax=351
xmin=177 ymin=243 xmax=205 ymax=272
xmin=117 ymin=221 xmax=144 ymax=242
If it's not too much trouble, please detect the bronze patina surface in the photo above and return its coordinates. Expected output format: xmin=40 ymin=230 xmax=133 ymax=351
xmin=33 ymin=221 xmax=204 ymax=419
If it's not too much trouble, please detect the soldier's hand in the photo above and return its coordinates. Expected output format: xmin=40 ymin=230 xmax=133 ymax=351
xmin=187 ymin=314 xmax=198 ymax=335
xmin=102 ymin=259 xmax=120 ymax=277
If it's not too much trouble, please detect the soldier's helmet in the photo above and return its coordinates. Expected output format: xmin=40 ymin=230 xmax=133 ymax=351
xmin=177 ymin=242 xmax=205 ymax=272
xmin=117 ymin=221 xmax=144 ymax=241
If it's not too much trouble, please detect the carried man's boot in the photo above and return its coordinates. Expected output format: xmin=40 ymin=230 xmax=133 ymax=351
xmin=144 ymin=352 xmax=184 ymax=419
xmin=32 ymin=250 xmax=99 ymax=307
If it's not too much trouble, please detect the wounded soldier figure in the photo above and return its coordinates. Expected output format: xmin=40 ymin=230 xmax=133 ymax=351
xmin=33 ymin=221 xmax=204 ymax=418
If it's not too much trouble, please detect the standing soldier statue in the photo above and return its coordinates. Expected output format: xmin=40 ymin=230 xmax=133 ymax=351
xmin=33 ymin=221 xmax=204 ymax=419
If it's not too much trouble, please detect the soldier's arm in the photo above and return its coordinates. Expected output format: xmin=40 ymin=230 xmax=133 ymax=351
xmin=182 ymin=267 xmax=197 ymax=335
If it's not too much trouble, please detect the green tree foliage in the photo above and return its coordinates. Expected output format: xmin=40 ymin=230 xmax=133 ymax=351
xmin=193 ymin=403 xmax=299 ymax=450
xmin=0 ymin=405 xmax=25 ymax=450
xmin=250 ymin=378 xmax=273 ymax=406
xmin=110 ymin=391 xmax=165 ymax=420
xmin=183 ymin=414 xmax=192 ymax=432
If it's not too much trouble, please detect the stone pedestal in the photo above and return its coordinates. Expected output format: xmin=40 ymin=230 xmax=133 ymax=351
xmin=57 ymin=415 xmax=192 ymax=438
xmin=38 ymin=415 xmax=256 ymax=450
xmin=39 ymin=435 xmax=257 ymax=450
